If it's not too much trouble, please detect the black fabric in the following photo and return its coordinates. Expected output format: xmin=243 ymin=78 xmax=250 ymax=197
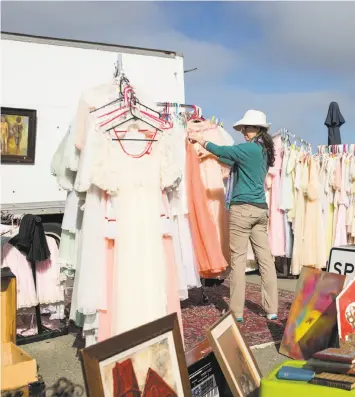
xmin=230 ymin=201 xmax=268 ymax=210
xmin=325 ymin=102 xmax=345 ymax=145
xmin=8 ymin=214 xmax=50 ymax=263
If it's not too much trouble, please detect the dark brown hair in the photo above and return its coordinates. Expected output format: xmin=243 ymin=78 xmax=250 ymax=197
xmin=258 ymin=127 xmax=275 ymax=168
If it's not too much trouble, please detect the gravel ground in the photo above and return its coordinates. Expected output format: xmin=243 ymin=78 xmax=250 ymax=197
xmin=21 ymin=275 xmax=297 ymax=393
xmin=22 ymin=334 xmax=289 ymax=394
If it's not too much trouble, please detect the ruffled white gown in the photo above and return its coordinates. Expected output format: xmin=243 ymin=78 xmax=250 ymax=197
xmin=91 ymin=128 xmax=181 ymax=335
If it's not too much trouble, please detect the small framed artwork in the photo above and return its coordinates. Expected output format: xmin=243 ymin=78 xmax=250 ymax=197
xmin=337 ymin=278 xmax=355 ymax=342
xmin=81 ymin=313 xmax=192 ymax=397
xmin=1 ymin=107 xmax=37 ymax=164
xmin=207 ymin=312 xmax=261 ymax=397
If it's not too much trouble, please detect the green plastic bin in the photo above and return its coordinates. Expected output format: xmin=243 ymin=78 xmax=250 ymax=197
xmin=260 ymin=360 xmax=355 ymax=397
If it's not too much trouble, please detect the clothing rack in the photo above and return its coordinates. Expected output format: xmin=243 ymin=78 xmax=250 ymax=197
xmin=156 ymin=102 xmax=196 ymax=109
xmin=113 ymin=52 xmax=124 ymax=78
xmin=156 ymin=102 xmax=207 ymax=123
xmin=0 ymin=213 xmax=69 ymax=345
xmin=277 ymin=128 xmax=312 ymax=147
xmin=317 ymin=144 xmax=355 ymax=154
xmin=275 ymin=128 xmax=312 ymax=153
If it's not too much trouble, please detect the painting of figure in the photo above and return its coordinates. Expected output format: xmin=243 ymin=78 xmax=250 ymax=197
xmin=1 ymin=107 xmax=37 ymax=164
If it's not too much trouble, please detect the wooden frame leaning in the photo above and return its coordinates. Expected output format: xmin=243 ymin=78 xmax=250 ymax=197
xmin=81 ymin=313 xmax=192 ymax=397
xmin=207 ymin=311 xmax=262 ymax=397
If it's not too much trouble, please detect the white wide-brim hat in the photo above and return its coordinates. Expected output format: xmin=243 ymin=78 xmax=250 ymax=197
xmin=233 ymin=110 xmax=271 ymax=131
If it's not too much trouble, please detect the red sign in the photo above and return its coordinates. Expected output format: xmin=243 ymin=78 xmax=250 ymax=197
xmin=336 ymin=279 xmax=355 ymax=341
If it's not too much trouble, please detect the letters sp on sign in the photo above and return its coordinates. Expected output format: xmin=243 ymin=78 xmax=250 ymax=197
xmin=327 ymin=247 xmax=355 ymax=279
xmin=333 ymin=262 xmax=355 ymax=275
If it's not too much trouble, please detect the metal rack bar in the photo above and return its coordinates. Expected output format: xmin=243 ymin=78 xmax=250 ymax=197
xmin=277 ymin=128 xmax=311 ymax=147
xmin=317 ymin=143 xmax=355 ymax=154
xmin=156 ymin=102 xmax=195 ymax=108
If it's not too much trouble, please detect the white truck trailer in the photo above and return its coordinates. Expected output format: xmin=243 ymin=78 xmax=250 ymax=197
xmin=1 ymin=32 xmax=185 ymax=241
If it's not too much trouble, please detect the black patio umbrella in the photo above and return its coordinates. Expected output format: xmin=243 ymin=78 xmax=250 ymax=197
xmin=325 ymin=101 xmax=345 ymax=145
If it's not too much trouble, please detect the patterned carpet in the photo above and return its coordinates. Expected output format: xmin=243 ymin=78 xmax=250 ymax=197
xmin=182 ymin=282 xmax=294 ymax=351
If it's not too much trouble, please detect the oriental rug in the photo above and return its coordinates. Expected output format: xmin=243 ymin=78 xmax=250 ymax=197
xmin=182 ymin=282 xmax=294 ymax=351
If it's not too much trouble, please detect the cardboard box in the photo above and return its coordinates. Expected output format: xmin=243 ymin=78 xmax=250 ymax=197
xmin=1 ymin=268 xmax=37 ymax=391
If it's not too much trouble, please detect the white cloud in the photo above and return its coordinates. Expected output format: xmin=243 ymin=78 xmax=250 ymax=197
xmin=192 ymin=83 xmax=355 ymax=147
xmin=246 ymin=2 xmax=355 ymax=77
xmin=1 ymin=1 xmax=354 ymax=146
xmin=1 ymin=1 xmax=241 ymax=81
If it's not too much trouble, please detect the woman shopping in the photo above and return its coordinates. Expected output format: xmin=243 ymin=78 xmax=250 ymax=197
xmin=189 ymin=110 xmax=278 ymax=322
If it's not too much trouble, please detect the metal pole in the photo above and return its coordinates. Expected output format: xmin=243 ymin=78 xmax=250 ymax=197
xmin=117 ymin=53 xmax=123 ymax=75
xmin=184 ymin=68 xmax=197 ymax=74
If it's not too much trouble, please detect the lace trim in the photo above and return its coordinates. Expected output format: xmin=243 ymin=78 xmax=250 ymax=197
xmin=18 ymin=298 xmax=65 ymax=309
xmin=58 ymin=259 xmax=75 ymax=269
xmin=158 ymin=131 xmax=182 ymax=190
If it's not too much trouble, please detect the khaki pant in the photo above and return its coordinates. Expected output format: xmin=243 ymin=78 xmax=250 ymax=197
xmin=229 ymin=204 xmax=278 ymax=317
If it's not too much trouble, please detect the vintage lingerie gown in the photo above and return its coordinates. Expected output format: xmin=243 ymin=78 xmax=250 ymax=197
xmin=166 ymin=116 xmax=201 ymax=299
xmin=51 ymin=122 xmax=82 ymax=276
xmin=334 ymin=154 xmax=351 ymax=246
xmin=91 ymin=129 xmax=181 ymax=335
xmin=2 ymin=236 xmax=64 ymax=314
xmin=302 ymin=157 xmax=326 ymax=269
xmin=68 ymin=114 xmax=108 ymax=345
xmin=267 ymin=135 xmax=286 ymax=257
xmin=291 ymin=153 xmax=308 ymax=275
xmin=325 ymin=156 xmax=335 ymax=250
xmin=97 ymin=136 xmax=184 ymax=341
xmin=190 ymin=122 xmax=233 ymax=265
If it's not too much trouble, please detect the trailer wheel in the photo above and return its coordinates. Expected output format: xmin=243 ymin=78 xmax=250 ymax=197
xmin=43 ymin=222 xmax=62 ymax=247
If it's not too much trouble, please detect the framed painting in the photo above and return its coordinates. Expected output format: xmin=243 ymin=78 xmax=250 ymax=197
xmin=207 ymin=312 xmax=261 ymax=397
xmin=1 ymin=107 xmax=37 ymax=164
xmin=81 ymin=313 xmax=192 ymax=397
xmin=280 ymin=266 xmax=345 ymax=360
xmin=336 ymin=278 xmax=355 ymax=342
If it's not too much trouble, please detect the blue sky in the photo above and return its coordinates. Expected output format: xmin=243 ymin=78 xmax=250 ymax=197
xmin=2 ymin=1 xmax=355 ymax=146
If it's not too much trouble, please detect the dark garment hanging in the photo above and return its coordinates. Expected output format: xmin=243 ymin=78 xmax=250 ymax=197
xmin=325 ymin=101 xmax=345 ymax=145
xmin=8 ymin=214 xmax=50 ymax=263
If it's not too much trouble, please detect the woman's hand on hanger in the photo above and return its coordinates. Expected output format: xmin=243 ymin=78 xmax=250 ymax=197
xmin=188 ymin=130 xmax=206 ymax=147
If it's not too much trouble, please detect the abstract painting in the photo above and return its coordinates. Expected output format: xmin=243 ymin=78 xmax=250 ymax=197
xmin=280 ymin=266 xmax=345 ymax=360
xmin=336 ymin=279 xmax=355 ymax=342
xmin=100 ymin=335 xmax=179 ymax=396
xmin=207 ymin=312 xmax=261 ymax=397
xmin=81 ymin=314 xmax=192 ymax=397
xmin=1 ymin=107 xmax=37 ymax=164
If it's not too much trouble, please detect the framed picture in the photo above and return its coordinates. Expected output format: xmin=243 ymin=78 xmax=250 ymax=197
xmin=207 ymin=312 xmax=261 ymax=397
xmin=81 ymin=313 xmax=192 ymax=397
xmin=280 ymin=266 xmax=345 ymax=360
xmin=336 ymin=278 xmax=355 ymax=342
xmin=1 ymin=107 xmax=37 ymax=164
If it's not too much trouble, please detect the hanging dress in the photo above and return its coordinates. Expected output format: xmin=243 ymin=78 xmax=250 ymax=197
xmin=267 ymin=135 xmax=285 ymax=257
xmin=291 ymin=153 xmax=308 ymax=275
xmin=91 ymin=128 xmax=181 ymax=335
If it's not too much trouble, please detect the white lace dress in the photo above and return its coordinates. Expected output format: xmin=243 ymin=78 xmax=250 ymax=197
xmin=91 ymin=129 xmax=181 ymax=335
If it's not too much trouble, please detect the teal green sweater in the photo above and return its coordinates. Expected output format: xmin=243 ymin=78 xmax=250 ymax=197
xmin=206 ymin=141 xmax=268 ymax=205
